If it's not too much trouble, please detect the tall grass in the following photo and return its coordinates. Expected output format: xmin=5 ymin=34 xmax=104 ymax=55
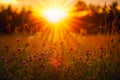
xmin=0 ymin=33 xmax=120 ymax=80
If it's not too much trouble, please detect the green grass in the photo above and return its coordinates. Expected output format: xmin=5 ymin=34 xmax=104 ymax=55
xmin=0 ymin=33 xmax=120 ymax=80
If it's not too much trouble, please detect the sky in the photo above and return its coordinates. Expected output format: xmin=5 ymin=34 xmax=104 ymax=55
xmin=0 ymin=0 xmax=120 ymax=8
xmin=82 ymin=0 xmax=120 ymax=6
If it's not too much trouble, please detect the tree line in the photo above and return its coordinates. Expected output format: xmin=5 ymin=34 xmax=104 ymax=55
xmin=0 ymin=1 xmax=120 ymax=35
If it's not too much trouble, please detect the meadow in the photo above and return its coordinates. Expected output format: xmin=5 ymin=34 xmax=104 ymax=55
xmin=0 ymin=32 xmax=120 ymax=80
xmin=0 ymin=0 xmax=120 ymax=80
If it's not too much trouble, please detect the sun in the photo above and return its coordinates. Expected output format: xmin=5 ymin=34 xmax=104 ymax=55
xmin=33 ymin=0 xmax=80 ymax=42
xmin=34 ymin=0 xmax=77 ymax=25
xmin=42 ymin=7 xmax=68 ymax=23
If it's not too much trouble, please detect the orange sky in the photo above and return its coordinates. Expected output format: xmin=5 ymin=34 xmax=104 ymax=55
xmin=0 ymin=0 xmax=120 ymax=6
xmin=82 ymin=0 xmax=120 ymax=6
xmin=0 ymin=0 xmax=120 ymax=11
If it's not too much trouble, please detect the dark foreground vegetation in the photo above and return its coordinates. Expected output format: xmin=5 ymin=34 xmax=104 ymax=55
xmin=0 ymin=34 xmax=120 ymax=80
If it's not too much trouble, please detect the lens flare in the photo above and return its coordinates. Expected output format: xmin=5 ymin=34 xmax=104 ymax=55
xmin=42 ymin=7 xmax=68 ymax=23
xmin=33 ymin=0 xmax=81 ymax=42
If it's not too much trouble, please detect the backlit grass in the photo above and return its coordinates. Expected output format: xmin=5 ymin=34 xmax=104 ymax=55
xmin=0 ymin=33 xmax=120 ymax=80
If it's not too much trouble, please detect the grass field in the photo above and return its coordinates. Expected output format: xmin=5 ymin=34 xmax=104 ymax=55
xmin=0 ymin=32 xmax=120 ymax=80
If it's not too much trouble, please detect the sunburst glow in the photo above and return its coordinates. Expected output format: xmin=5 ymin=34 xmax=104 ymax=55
xmin=33 ymin=0 xmax=80 ymax=42
xmin=42 ymin=7 xmax=68 ymax=23
xmin=35 ymin=0 xmax=77 ymax=24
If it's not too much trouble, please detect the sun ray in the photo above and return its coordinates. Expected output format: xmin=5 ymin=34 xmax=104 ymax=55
xmin=33 ymin=0 xmax=81 ymax=42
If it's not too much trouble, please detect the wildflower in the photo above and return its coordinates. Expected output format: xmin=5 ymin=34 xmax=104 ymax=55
xmin=49 ymin=58 xmax=61 ymax=67
xmin=41 ymin=64 xmax=45 ymax=69
xmin=22 ymin=60 xmax=28 ymax=68
xmin=88 ymin=76 xmax=94 ymax=80
xmin=86 ymin=50 xmax=91 ymax=55
xmin=33 ymin=55 xmax=37 ymax=61
xmin=112 ymin=45 xmax=115 ymax=48
xmin=22 ymin=60 xmax=27 ymax=64
xmin=1 ymin=57 xmax=7 ymax=63
xmin=35 ymin=52 xmax=39 ymax=55
xmin=79 ymin=57 xmax=82 ymax=61
xmin=111 ymin=39 xmax=114 ymax=43
xmin=29 ymin=76 xmax=34 ymax=80
xmin=4 ymin=46 xmax=8 ymax=49
xmin=18 ymin=48 xmax=21 ymax=51
xmin=18 ymin=78 xmax=23 ymax=80
xmin=41 ymin=52 xmax=47 ymax=56
xmin=43 ymin=52 xmax=47 ymax=55
xmin=43 ymin=43 xmax=46 ymax=46
xmin=25 ymin=43 xmax=29 ymax=47
xmin=16 ymin=39 xmax=20 ymax=42
xmin=99 ymin=54 xmax=103 ymax=59
xmin=6 ymin=58 xmax=11 ymax=63
xmin=99 ymin=46 xmax=103 ymax=50
xmin=38 ymin=57 xmax=41 ymax=61
xmin=61 ymin=41 xmax=63 ymax=44
xmin=8 ymin=57 xmax=14 ymax=63
xmin=110 ymin=51 xmax=113 ymax=54
xmin=118 ymin=44 xmax=120 ymax=48
xmin=70 ymin=48 xmax=73 ymax=51
xmin=2 ymin=75 xmax=7 ymax=80
xmin=105 ymin=69 xmax=109 ymax=74
xmin=1 ymin=57 xmax=5 ymax=63
xmin=29 ymin=56 xmax=33 ymax=61
xmin=78 ymin=73 xmax=81 ymax=78
xmin=89 ymin=58 xmax=94 ymax=62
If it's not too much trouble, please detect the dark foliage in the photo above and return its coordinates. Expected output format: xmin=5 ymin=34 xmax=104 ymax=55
xmin=0 ymin=1 xmax=120 ymax=35
xmin=0 ymin=5 xmax=34 ymax=34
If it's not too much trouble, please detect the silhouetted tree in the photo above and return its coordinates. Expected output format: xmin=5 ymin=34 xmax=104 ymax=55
xmin=0 ymin=5 xmax=35 ymax=34
xmin=75 ymin=0 xmax=87 ymax=11
xmin=105 ymin=1 xmax=120 ymax=34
